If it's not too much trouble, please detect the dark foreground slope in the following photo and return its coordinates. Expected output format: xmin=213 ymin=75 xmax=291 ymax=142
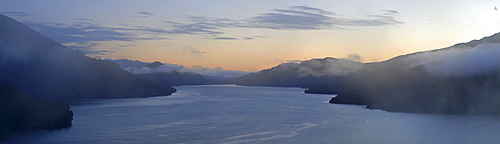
xmin=0 ymin=82 xmax=73 ymax=136
xmin=0 ymin=14 xmax=175 ymax=100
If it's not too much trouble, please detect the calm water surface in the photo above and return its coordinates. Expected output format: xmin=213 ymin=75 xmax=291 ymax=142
xmin=4 ymin=85 xmax=500 ymax=144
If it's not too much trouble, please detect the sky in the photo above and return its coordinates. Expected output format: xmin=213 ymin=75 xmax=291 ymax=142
xmin=1 ymin=0 xmax=500 ymax=71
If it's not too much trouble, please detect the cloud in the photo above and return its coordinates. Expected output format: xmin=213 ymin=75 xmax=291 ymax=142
xmin=114 ymin=59 xmax=251 ymax=78
xmin=132 ymin=63 xmax=186 ymax=74
xmin=81 ymin=50 xmax=114 ymax=55
xmin=162 ymin=6 xmax=403 ymax=35
xmin=138 ymin=11 xmax=154 ymax=16
xmin=214 ymin=37 xmax=237 ymax=40
xmin=25 ymin=21 xmax=132 ymax=44
xmin=258 ymin=6 xmax=402 ymax=28
xmin=287 ymin=60 xmax=305 ymax=63
xmin=73 ymin=18 xmax=98 ymax=23
xmin=132 ymin=64 xmax=250 ymax=79
xmin=384 ymin=10 xmax=399 ymax=15
xmin=404 ymin=43 xmax=500 ymax=76
xmin=11 ymin=6 xmax=403 ymax=53
xmin=192 ymin=50 xmax=209 ymax=54
xmin=22 ymin=18 xmax=174 ymax=54
xmin=289 ymin=6 xmax=336 ymax=15
xmin=244 ymin=35 xmax=269 ymax=40
xmin=62 ymin=42 xmax=113 ymax=55
xmin=24 ymin=21 xmax=130 ymax=54
xmin=0 ymin=11 xmax=32 ymax=17
xmin=292 ymin=58 xmax=365 ymax=77
xmin=64 ymin=42 xmax=100 ymax=49
xmin=26 ymin=19 xmax=175 ymax=43
xmin=163 ymin=20 xmax=226 ymax=35
xmin=249 ymin=6 xmax=338 ymax=30
xmin=181 ymin=46 xmax=210 ymax=56
xmin=119 ymin=44 xmax=137 ymax=47
xmin=185 ymin=65 xmax=251 ymax=78
xmin=343 ymin=53 xmax=363 ymax=62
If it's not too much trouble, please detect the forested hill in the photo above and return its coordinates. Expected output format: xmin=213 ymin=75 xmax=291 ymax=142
xmin=0 ymin=14 xmax=176 ymax=100
xmin=232 ymin=32 xmax=500 ymax=115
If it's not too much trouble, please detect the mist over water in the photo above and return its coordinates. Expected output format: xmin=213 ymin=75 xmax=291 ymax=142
xmin=4 ymin=85 xmax=500 ymax=144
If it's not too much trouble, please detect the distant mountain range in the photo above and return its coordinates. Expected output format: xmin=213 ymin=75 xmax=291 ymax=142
xmin=106 ymin=59 xmax=251 ymax=85
xmin=229 ymin=58 xmax=363 ymax=88
xmin=107 ymin=59 xmax=250 ymax=81
xmin=234 ymin=33 xmax=500 ymax=115
xmin=137 ymin=61 xmax=215 ymax=86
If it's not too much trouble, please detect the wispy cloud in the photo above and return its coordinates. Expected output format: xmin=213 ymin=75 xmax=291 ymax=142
xmin=7 ymin=6 xmax=403 ymax=54
xmin=138 ymin=11 xmax=154 ymax=16
xmin=163 ymin=20 xmax=226 ymax=35
xmin=119 ymin=60 xmax=251 ymax=78
xmin=0 ymin=11 xmax=32 ymax=17
xmin=405 ymin=43 xmax=500 ymax=76
xmin=83 ymin=50 xmax=114 ymax=55
xmin=62 ymin=42 xmax=112 ymax=55
xmin=214 ymin=37 xmax=238 ymax=40
xmin=384 ymin=9 xmax=399 ymax=15
xmin=119 ymin=44 xmax=137 ymax=47
xmin=248 ymin=6 xmax=402 ymax=29
xmin=288 ymin=6 xmax=336 ymax=15
xmin=244 ymin=35 xmax=269 ymax=40
xmin=343 ymin=53 xmax=364 ymax=62
xmin=339 ymin=15 xmax=403 ymax=27
xmin=22 ymin=18 xmax=173 ymax=54
xmin=161 ymin=6 xmax=403 ymax=34
xmin=64 ymin=42 xmax=100 ymax=49
xmin=181 ymin=46 xmax=210 ymax=57
xmin=287 ymin=60 xmax=305 ymax=63
xmin=25 ymin=21 xmax=133 ymax=44
xmin=248 ymin=6 xmax=339 ymax=30
xmin=192 ymin=50 xmax=209 ymax=54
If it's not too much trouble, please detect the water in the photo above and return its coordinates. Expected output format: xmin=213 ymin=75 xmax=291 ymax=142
xmin=3 ymin=85 xmax=500 ymax=144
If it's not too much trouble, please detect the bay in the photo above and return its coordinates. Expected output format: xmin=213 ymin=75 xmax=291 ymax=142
xmin=4 ymin=85 xmax=500 ymax=144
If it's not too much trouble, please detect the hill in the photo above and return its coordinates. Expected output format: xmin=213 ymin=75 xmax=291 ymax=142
xmin=234 ymin=32 xmax=500 ymax=115
xmin=229 ymin=58 xmax=363 ymax=88
xmin=107 ymin=59 xmax=250 ymax=81
xmin=0 ymin=82 xmax=73 ymax=136
xmin=0 ymin=14 xmax=176 ymax=100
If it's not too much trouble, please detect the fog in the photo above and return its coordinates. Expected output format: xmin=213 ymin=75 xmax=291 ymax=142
xmin=119 ymin=62 xmax=250 ymax=79
xmin=296 ymin=58 xmax=365 ymax=77
xmin=404 ymin=43 xmax=500 ymax=76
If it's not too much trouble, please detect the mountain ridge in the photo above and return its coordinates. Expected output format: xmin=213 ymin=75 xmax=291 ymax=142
xmin=0 ymin=14 xmax=176 ymax=100
xmin=229 ymin=57 xmax=363 ymax=88
xmin=106 ymin=59 xmax=250 ymax=81
xmin=233 ymin=32 xmax=500 ymax=115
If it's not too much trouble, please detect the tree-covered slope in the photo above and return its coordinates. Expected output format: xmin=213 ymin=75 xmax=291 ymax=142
xmin=0 ymin=14 xmax=176 ymax=100
xmin=0 ymin=82 xmax=73 ymax=136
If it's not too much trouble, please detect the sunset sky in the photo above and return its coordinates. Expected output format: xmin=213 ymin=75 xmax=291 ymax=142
xmin=2 ymin=0 xmax=500 ymax=71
